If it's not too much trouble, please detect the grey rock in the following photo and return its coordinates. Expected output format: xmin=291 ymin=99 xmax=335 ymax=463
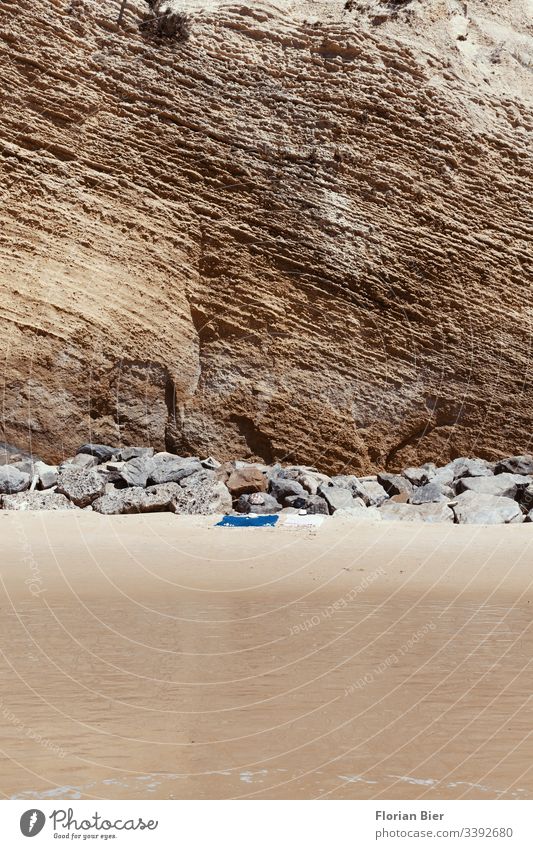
xmin=306 ymin=495 xmax=330 ymax=515
xmin=105 ymin=461 xmax=125 ymax=472
xmin=201 ymin=456 xmax=221 ymax=470
xmin=430 ymin=465 xmax=456 ymax=488
xmin=149 ymin=456 xmax=202 ymax=486
xmin=13 ymin=459 xmax=35 ymax=475
xmin=235 ymin=492 xmax=282 ymax=514
xmin=92 ymin=487 xmax=146 ymax=515
xmin=2 ymin=491 xmax=77 ymax=511
xmin=0 ymin=465 xmax=31 ymax=494
xmin=520 ymin=484 xmax=533 ymax=512
xmin=332 ymin=498 xmax=382 ymax=521
xmin=450 ymin=491 xmax=523 ymax=524
xmin=172 ymin=480 xmax=232 ymax=514
xmin=119 ymin=447 xmax=155 ymax=461
xmin=410 ymin=482 xmax=453 ymax=504
xmin=317 ymin=484 xmax=356 ymax=514
xmin=378 ymin=501 xmax=453 ymax=523
xmin=377 ymin=473 xmax=413 ymax=498
xmin=141 ymin=483 xmax=184 ymax=511
xmin=296 ymin=471 xmax=332 ymax=495
xmin=403 ymin=463 xmax=437 ymax=486
xmin=180 ymin=469 xmax=217 ymax=487
xmin=495 ymin=455 xmax=533 ymax=476
xmin=331 ymin=474 xmax=372 ymax=503
xmin=269 ymin=477 xmax=306 ymax=504
xmin=456 ymin=473 xmax=531 ymax=499
xmin=363 ymin=480 xmax=390 ymax=506
xmin=33 ymin=461 xmax=58 ymax=490
xmin=78 ymin=443 xmax=117 ymax=463
xmin=96 ymin=464 xmax=126 ymax=486
xmin=56 ymin=468 xmax=105 ymax=507
xmin=92 ymin=484 xmax=182 ymax=515
xmin=120 ymin=456 xmax=156 ymax=488
xmin=448 ymin=457 xmax=494 ymax=479
xmin=68 ymin=453 xmax=99 ymax=470
xmin=285 ymin=494 xmax=329 ymax=514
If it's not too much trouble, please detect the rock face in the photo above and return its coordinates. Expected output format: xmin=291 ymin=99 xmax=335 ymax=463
xmin=0 ymin=1 xmax=531 ymax=471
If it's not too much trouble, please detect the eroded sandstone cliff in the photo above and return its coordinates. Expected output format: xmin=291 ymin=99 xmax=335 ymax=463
xmin=0 ymin=0 xmax=531 ymax=471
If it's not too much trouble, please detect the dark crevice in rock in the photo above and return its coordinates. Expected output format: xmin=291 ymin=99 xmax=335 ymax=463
xmin=229 ymin=414 xmax=274 ymax=465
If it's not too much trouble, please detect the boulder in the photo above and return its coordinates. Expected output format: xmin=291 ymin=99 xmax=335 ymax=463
xmin=13 ymin=459 xmax=35 ymax=475
xmin=317 ymin=483 xmax=356 ymax=514
xmin=410 ymin=482 xmax=453 ymax=504
xmin=120 ymin=456 xmax=156 ymax=487
xmin=235 ymin=492 xmax=282 ymax=514
xmin=56 ymin=467 xmax=105 ymax=507
xmin=495 ymin=455 xmax=533 ymax=476
xmin=403 ymin=464 xmax=437 ymax=486
xmin=377 ymin=472 xmax=413 ymax=498
xmin=269 ymin=477 xmax=306 ymax=504
xmin=285 ymin=494 xmax=329 ymax=514
xmin=450 ymin=491 xmax=523 ymax=524
xmin=68 ymin=453 xmax=99 ymax=469
xmin=33 ymin=460 xmax=58 ymax=489
xmin=520 ymin=484 xmax=533 ymax=512
xmin=378 ymin=501 xmax=453 ymax=523
xmin=2 ymin=491 xmax=77 ymax=510
xmin=77 ymin=443 xmax=117 ymax=463
xmin=226 ymin=466 xmax=267 ymax=497
xmin=456 ymin=473 xmax=531 ymax=499
xmin=296 ymin=470 xmax=332 ymax=495
xmin=170 ymin=478 xmax=232 ymax=514
xmin=430 ymin=465 xmax=456 ymax=488
xmin=331 ymin=474 xmax=372 ymax=502
xmin=0 ymin=465 xmax=31 ymax=494
xmin=92 ymin=487 xmax=146 ymax=515
xmin=119 ymin=447 xmax=155 ymax=461
xmin=105 ymin=461 xmax=125 ymax=472
xmin=332 ymin=498 xmax=382 ymax=521
xmin=149 ymin=455 xmax=203 ymax=486
xmin=139 ymin=483 xmax=184 ymax=512
xmin=363 ymin=480 xmax=390 ymax=506
xmin=92 ymin=483 xmax=184 ymax=515
xmin=180 ymin=469 xmax=217 ymax=487
xmin=447 ymin=457 xmax=494 ymax=479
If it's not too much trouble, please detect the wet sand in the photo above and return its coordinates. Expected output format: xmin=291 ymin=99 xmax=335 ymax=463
xmin=0 ymin=512 xmax=532 ymax=800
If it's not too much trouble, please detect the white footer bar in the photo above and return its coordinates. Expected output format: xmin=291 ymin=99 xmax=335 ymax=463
xmin=2 ymin=800 xmax=532 ymax=848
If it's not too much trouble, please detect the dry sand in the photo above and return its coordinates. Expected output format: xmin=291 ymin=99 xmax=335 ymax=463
xmin=0 ymin=512 xmax=532 ymax=800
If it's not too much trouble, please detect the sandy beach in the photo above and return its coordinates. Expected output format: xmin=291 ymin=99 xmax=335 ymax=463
xmin=0 ymin=512 xmax=532 ymax=800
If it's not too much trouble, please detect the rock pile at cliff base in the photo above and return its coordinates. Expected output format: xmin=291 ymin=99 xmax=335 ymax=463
xmin=2 ymin=444 xmax=533 ymax=524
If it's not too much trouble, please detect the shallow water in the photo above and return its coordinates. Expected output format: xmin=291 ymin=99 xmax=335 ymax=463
xmin=1 ymin=585 xmax=532 ymax=800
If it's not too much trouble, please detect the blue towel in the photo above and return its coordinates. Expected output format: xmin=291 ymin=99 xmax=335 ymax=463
xmin=216 ymin=515 xmax=279 ymax=528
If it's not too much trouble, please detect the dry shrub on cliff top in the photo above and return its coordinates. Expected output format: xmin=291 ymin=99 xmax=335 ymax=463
xmin=141 ymin=0 xmax=190 ymax=42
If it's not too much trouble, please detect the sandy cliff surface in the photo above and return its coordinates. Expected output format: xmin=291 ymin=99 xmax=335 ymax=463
xmin=0 ymin=0 xmax=531 ymax=470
